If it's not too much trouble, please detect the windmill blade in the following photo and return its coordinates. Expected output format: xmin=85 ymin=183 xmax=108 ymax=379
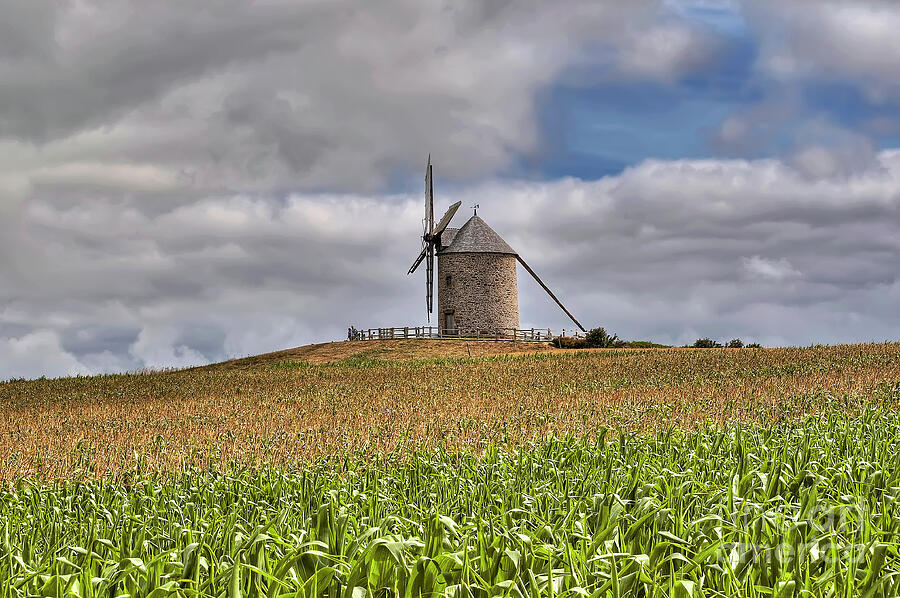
xmin=426 ymin=242 xmax=434 ymax=316
xmin=425 ymin=155 xmax=434 ymax=236
xmin=432 ymin=200 xmax=462 ymax=238
xmin=408 ymin=246 xmax=428 ymax=275
xmin=516 ymin=255 xmax=586 ymax=332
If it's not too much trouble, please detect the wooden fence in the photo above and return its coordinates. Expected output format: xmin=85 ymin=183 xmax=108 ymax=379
xmin=347 ymin=326 xmax=584 ymax=342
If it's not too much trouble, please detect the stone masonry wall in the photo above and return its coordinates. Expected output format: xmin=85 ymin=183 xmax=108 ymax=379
xmin=437 ymin=252 xmax=519 ymax=334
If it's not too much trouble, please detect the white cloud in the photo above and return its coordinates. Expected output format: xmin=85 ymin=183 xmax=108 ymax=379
xmin=32 ymin=162 xmax=183 ymax=191
xmin=0 ymin=330 xmax=90 ymax=380
xmin=618 ymin=21 xmax=721 ymax=81
xmin=745 ymin=1 xmax=900 ymax=100
xmin=789 ymin=146 xmax=850 ymax=180
xmin=741 ymin=256 xmax=801 ymax=281
xmin=129 ymin=325 xmax=209 ymax=371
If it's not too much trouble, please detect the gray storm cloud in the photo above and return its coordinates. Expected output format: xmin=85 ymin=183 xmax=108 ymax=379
xmin=0 ymin=0 xmax=662 ymax=188
xmin=0 ymin=0 xmax=899 ymax=378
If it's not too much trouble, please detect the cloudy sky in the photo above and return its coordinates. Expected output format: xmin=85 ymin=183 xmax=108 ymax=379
xmin=2 ymin=0 xmax=900 ymax=378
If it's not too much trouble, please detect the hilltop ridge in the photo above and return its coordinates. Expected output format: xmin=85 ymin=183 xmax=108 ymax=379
xmin=205 ymin=338 xmax=558 ymax=370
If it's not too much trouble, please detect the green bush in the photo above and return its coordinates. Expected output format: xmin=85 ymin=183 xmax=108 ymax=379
xmin=747 ymin=342 xmax=763 ymax=348
xmin=692 ymin=338 xmax=722 ymax=348
xmin=585 ymin=327 xmax=625 ymax=348
xmin=554 ymin=330 xmax=671 ymax=350
xmin=551 ymin=336 xmax=587 ymax=349
xmin=727 ymin=338 xmax=744 ymax=348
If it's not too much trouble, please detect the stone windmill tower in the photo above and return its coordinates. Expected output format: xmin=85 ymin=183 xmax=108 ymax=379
xmin=408 ymin=157 xmax=585 ymax=335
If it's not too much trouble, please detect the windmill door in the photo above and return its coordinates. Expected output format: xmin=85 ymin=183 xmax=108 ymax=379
xmin=444 ymin=312 xmax=456 ymax=335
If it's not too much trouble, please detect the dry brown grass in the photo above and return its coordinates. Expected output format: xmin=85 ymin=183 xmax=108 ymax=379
xmin=210 ymin=338 xmax=557 ymax=368
xmin=1 ymin=342 xmax=899 ymax=479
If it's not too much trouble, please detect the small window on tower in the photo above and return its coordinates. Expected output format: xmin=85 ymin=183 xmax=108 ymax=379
xmin=446 ymin=275 xmax=452 ymax=286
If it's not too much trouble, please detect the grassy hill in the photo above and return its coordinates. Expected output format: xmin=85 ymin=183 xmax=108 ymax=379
xmin=208 ymin=338 xmax=559 ymax=369
xmin=3 ymin=341 xmax=900 ymax=595
xmin=2 ymin=340 xmax=899 ymax=479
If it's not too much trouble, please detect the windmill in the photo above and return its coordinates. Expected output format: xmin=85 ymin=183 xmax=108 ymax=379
xmin=407 ymin=156 xmax=461 ymax=321
xmin=408 ymin=156 xmax=585 ymax=335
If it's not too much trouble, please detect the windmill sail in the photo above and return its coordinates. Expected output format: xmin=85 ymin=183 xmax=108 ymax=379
xmin=426 ymin=155 xmax=434 ymax=238
xmin=407 ymin=156 xmax=461 ymax=323
xmin=426 ymin=242 xmax=434 ymax=318
xmin=408 ymin=246 xmax=428 ymax=275
xmin=433 ymin=201 xmax=462 ymax=238
xmin=425 ymin=156 xmax=434 ymax=320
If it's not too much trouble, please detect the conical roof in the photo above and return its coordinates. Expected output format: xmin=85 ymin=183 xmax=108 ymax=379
xmin=438 ymin=215 xmax=516 ymax=255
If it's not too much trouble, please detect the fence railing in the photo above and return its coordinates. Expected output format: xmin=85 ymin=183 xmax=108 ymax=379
xmin=347 ymin=326 xmax=584 ymax=342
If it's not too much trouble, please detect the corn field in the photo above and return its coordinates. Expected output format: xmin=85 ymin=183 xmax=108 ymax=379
xmin=3 ymin=409 xmax=900 ymax=596
xmin=1 ymin=343 xmax=900 ymax=596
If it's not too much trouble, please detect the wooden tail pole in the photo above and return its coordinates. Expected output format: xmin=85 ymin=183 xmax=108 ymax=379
xmin=516 ymin=255 xmax=586 ymax=333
